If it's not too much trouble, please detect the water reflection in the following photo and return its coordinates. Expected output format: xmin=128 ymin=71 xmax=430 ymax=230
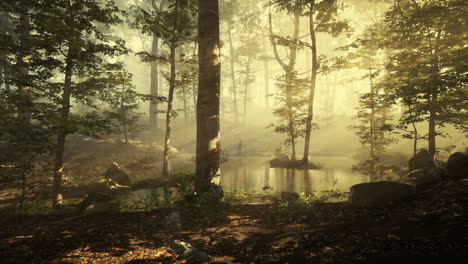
xmin=220 ymin=157 xmax=369 ymax=194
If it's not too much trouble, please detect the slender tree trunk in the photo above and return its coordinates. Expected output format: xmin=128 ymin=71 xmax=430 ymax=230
xmin=52 ymin=54 xmax=74 ymax=208
xmin=182 ymin=87 xmax=188 ymax=127
xmin=17 ymin=10 xmax=31 ymax=122
xmin=195 ymin=0 xmax=221 ymax=194
xmin=268 ymin=13 xmax=300 ymax=161
xmin=162 ymin=0 xmax=179 ymax=177
xmin=192 ymin=41 xmax=197 ymax=117
xmin=149 ymin=35 xmax=160 ymax=133
xmin=428 ymin=28 xmax=441 ymax=157
xmin=243 ymin=55 xmax=251 ymax=125
xmin=369 ymin=66 xmax=375 ymax=164
xmin=412 ymin=122 xmax=418 ymax=156
xmin=303 ymin=5 xmax=318 ymax=164
xmin=228 ymin=21 xmax=239 ymax=123
xmin=428 ymin=94 xmax=437 ymax=156
xmin=263 ymin=58 xmax=270 ymax=113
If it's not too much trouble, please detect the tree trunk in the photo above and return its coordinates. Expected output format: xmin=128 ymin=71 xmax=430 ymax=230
xmin=149 ymin=35 xmax=160 ymax=133
xmin=369 ymin=66 xmax=375 ymax=164
xmin=52 ymin=54 xmax=74 ymax=208
xmin=17 ymin=10 xmax=31 ymax=122
xmin=268 ymin=13 xmax=300 ymax=160
xmin=263 ymin=58 xmax=270 ymax=113
xmin=303 ymin=5 xmax=318 ymax=164
xmin=228 ymin=21 xmax=239 ymax=123
xmin=195 ymin=0 xmax=221 ymax=194
xmin=162 ymin=0 xmax=179 ymax=178
xmin=428 ymin=28 xmax=441 ymax=157
xmin=243 ymin=55 xmax=251 ymax=125
xmin=192 ymin=41 xmax=197 ymax=116
xmin=182 ymin=86 xmax=188 ymax=127
xmin=412 ymin=122 xmax=418 ymax=156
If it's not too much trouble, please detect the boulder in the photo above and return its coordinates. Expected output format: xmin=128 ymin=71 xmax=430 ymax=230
xmin=409 ymin=149 xmax=434 ymax=171
xmin=446 ymin=152 xmax=468 ymax=179
xmin=104 ymin=162 xmax=132 ymax=186
xmin=405 ymin=168 xmax=443 ymax=188
xmin=165 ymin=211 xmax=182 ymax=232
xmin=169 ymin=240 xmax=211 ymax=262
xmin=281 ymin=192 xmax=300 ymax=202
xmin=349 ymin=181 xmax=414 ymax=208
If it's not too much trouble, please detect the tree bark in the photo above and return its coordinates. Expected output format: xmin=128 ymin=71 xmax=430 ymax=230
xmin=228 ymin=21 xmax=239 ymax=123
xmin=243 ymin=55 xmax=251 ymax=125
xmin=149 ymin=35 xmax=160 ymax=132
xmin=369 ymin=66 xmax=375 ymax=161
xmin=162 ymin=0 xmax=179 ymax=177
xmin=303 ymin=4 xmax=318 ymax=164
xmin=263 ymin=58 xmax=270 ymax=113
xmin=192 ymin=41 xmax=198 ymax=116
xmin=149 ymin=0 xmax=167 ymax=135
xmin=428 ymin=28 xmax=441 ymax=157
xmin=17 ymin=10 xmax=31 ymax=122
xmin=195 ymin=0 xmax=221 ymax=194
xmin=52 ymin=53 xmax=74 ymax=208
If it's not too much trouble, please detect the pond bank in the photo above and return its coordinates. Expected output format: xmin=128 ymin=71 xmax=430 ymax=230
xmin=1 ymin=179 xmax=466 ymax=263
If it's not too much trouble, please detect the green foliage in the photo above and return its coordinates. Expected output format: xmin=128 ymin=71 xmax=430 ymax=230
xmin=269 ymin=72 xmax=310 ymax=153
xmin=379 ymin=0 xmax=467 ymax=137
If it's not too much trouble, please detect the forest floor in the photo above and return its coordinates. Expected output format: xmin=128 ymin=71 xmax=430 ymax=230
xmin=1 ymin=179 xmax=467 ymax=264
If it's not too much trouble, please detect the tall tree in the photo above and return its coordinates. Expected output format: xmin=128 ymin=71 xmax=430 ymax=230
xmin=34 ymin=0 xmax=128 ymax=207
xmin=195 ymin=0 xmax=221 ymax=193
xmin=380 ymin=0 xmax=467 ymax=157
xmin=149 ymin=0 xmax=167 ymax=136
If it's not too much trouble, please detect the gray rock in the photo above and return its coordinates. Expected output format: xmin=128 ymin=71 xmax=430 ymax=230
xmin=281 ymin=192 xmax=299 ymax=202
xmin=409 ymin=149 xmax=434 ymax=171
xmin=104 ymin=162 xmax=132 ymax=186
xmin=405 ymin=168 xmax=443 ymax=188
xmin=349 ymin=181 xmax=414 ymax=208
xmin=165 ymin=211 xmax=182 ymax=232
xmin=446 ymin=152 xmax=468 ymax=179
xmin=169 ymin=240 xmax=211 ymax=262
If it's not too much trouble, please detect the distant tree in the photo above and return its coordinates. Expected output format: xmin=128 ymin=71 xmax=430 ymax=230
xmin=236 ymin=6 xmax=262 ymax=125
xmin=267 ymin=0 xmax=350 ymax=162
xmin=134 ymin=0 xmax=197 ymax=177
xmin=267 ymin=5 xmax=302 ymax=160
xmin=220 ymin=0 xmax=240 ymax=123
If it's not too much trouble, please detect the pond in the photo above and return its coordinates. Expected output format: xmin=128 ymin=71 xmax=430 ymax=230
xmin=218 ymin=156 xmax=370 ymax=194
xmin=121 ymin=155 xmax=370 ymax=209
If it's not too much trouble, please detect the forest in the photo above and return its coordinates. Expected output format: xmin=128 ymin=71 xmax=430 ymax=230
xmin=0 ymin=0 xmax=467 ymax=263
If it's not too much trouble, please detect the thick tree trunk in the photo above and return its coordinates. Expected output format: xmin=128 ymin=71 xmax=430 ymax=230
xmin=52 ymin=55 xmax=74 ymax=208
xmin=195 ymin=0 xmax=221 ymax=194
xmin=303 ymin=6 xmax=318 ymax=164
xmin=228 ymin=21 xmax=238 ymax=123
xmin=17 ymin=11 xmax=31 ymax=122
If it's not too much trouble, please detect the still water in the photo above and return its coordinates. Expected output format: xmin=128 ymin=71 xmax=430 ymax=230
xmin=121 ymin=156 xmax=369 ymax=207
xmin=219 ymin=156 xmax=370 ymax=194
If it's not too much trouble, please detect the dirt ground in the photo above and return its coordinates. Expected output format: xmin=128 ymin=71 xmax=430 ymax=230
xmin=1 ymin=180 xmax=467 ymax=264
